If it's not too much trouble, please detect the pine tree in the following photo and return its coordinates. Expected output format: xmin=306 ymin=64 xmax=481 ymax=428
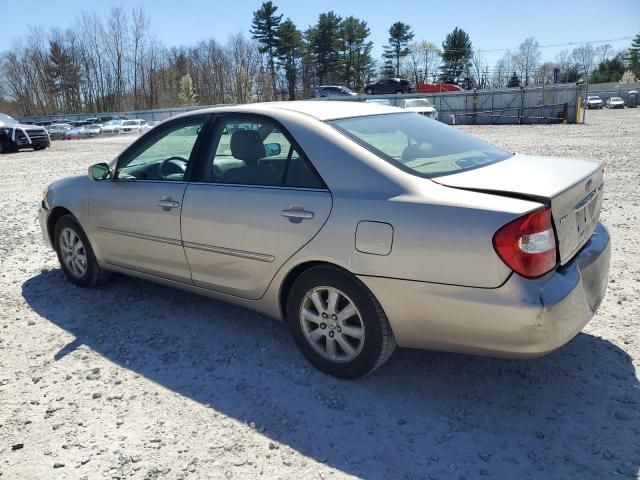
xmin=439 ymin=27 xmax=473 ymax=85
xmin=47 ymin=40 xmax=81 ymax=112
xmin=591 ymin=55 xmax=626 ymax=83
xmin=306 ymin=12 xmax=342 ymax=85
xmin=383 ymin=22 xmax=414 ymax=77
xmin=507 ymin=71 xmax=521 ymax=88
xmin=338 ymin=16 xmax=374 ymax=90
xmin=251 ymin=1 xmax=283 ymax=99
xmin=628 ymin=33 xmax=640 ymax=79
xmin=177 ymin=73 xmax=197 ymax=106
xmin=276 ymin=18 xmax=303 ymax=100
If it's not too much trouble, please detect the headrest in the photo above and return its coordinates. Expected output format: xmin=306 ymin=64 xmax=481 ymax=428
xmin=230 ymin=130 xmax=264 ymax=163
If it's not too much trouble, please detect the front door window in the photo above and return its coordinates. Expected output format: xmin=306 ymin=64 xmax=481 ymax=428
xmin=116 ymin=120 xmax=205 ymax=181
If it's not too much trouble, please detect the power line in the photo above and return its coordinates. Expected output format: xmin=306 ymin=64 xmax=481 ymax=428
xmin=427 ymin=36 xmax=633 ymax=54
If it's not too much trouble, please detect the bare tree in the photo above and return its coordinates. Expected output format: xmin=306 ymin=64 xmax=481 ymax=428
xmin=130 ymin=7 xmax=149 ymax=110
xmin=571 ymin=44 xmax=596 ymax=80
xmin=594 ymin=43 xmax=613 ymax=64
xmin=470 ymin=50 xmax=487 ymax=88
xmin=514 ymin=37 xmax=540 ymax=86
xmin=493 ymin=50 xmax=515 ymax=88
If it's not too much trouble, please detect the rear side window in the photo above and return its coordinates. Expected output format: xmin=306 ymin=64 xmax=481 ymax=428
xmin=329 ymin=113 xmax=512 ymax=178
xmin=202 ymin=117 xmax=325 ymax=189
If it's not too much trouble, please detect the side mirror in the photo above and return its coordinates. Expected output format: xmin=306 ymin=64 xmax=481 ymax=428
xmin=264 ymin=142 xmax=282 ymax=157
xmin=88 ymin=163 xmax=111 ymax=181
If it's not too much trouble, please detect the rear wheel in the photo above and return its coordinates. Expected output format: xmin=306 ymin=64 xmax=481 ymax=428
xmin=54 ymin=214 xmax=111 ymax=287
xmin=287 ymin=266 xmax=396 ymax=378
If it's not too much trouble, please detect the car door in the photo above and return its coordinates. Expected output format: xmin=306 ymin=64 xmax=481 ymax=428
xmin=181 ymin=115 xmax=332 ymax=299
xmin=89 ymin=115 xmax=209 ymax=281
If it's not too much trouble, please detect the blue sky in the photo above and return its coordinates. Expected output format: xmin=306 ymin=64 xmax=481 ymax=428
xmin=2 ymin=0 xmax=638 ymax=68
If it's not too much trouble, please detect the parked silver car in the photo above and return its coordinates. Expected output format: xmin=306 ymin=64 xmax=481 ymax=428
xmin=39 ymin=101 xmax=610 ymax=378
xmin=606 ymin=97 xmax=625 ymax=109
xmin=400 ymin=98 xmax=438 ymax=120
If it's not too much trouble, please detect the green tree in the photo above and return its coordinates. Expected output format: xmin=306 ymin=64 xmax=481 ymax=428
xmin=628 ymin=33 xmax=640 ymax=79
xmin=439 ymin=27 xmax=473 ymax=85
xmin=306 ymin=12 xmax=342 ymax=85
xmin=47 ymin=40 xmax=82 ymax=112
xmin=338 ymin=16 xmax=374 ymax=89
xmin=591 ymin=55 xmax=626 ymax=83
xmin=383 ymin=22 xmax=414 ymax=77
xmin=276 ymin=18 xmax=303 ymax=100
xmin=507 ymin=71 xmax=521 ymax=88
xmin=251 ymin=1 xmax=283 ymax=99
xmin=177 ymin=73 xmax=197 ymax=105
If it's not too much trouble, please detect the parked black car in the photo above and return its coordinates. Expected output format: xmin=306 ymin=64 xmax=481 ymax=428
xmin=364 ymin=78 xmax=413 ymax=95
xmin=0 ymin=113 xmax=50 ymax=153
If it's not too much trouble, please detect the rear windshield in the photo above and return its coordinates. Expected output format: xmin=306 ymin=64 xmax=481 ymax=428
xmin=328 ymin=113 xmax=512 ymax=178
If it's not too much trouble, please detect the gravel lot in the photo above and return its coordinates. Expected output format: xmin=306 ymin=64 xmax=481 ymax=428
xmin=1 ymin=108 xmax=639 ymax=480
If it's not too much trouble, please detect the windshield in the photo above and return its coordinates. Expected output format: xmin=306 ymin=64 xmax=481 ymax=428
xmin=328 ymin=113 xmax=512 ymax=178
xmin=611 ymin=97 xmax=622 ymax=101
xmin=0 ymin=113 xmax=19 ymax=126
xmin=123 ymin=120 xmax=136 ymax=126
xmin=403 ymin=99 xmax=433 ymax=108
xmin=588 ymin=96 xmax=601 ymax=100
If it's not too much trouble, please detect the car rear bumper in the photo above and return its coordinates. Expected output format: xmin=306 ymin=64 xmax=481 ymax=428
xmin=359 ymin=222 xmax=610 ymax=358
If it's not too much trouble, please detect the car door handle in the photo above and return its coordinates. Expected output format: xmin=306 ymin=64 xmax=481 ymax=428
xmin=281 ymin=205 xmax=314 ymax=222
xmin=157 ymin=197 xmax=180 ymax=210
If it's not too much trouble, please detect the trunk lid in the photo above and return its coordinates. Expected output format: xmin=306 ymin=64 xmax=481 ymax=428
xmin=433 ymin=153 xmax=604 ymax=265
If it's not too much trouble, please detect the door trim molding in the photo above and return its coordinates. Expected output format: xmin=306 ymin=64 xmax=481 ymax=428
xmin=96 ymin=226 xmax=275 ymax=263
xmin=183 ymin=241 xmax=275 ymax=263
xmin=95 ymin=227 xmax=183 ymax=246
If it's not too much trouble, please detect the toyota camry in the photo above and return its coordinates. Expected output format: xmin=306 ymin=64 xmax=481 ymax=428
xmin=39 ymin=101 xmax=610 ymax=378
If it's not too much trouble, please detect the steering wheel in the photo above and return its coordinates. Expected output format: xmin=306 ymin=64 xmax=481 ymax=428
xmin=160 ymin=156 xmax=188 ymax=179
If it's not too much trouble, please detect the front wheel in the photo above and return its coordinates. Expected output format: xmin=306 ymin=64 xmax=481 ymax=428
xmin=287 ymin=266 xmax=396 ymax=378
xmin=54 ymin=214 xmax=111 ymax=287
xmin=0 ymin=140 xmax=18 ymax=153
xmin=365 ymin=88 xmax=373 ymax=95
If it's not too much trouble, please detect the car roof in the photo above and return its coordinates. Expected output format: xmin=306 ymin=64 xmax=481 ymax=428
xmin=187 ymin=100 xmax=403 ymax=121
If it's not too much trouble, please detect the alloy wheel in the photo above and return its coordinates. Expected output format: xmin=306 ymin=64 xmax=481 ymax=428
xmin=299 ymin=286 xmax=365 ymax=363
xmin=60 ymin=228 xmax=87 ymax=278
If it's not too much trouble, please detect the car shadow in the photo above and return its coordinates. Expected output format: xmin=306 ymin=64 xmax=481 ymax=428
xmin=22 ymin=269 xmax=639 ymax=479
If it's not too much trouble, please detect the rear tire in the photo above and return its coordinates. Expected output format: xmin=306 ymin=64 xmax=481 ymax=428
xmin=286 ymin=265 xmax=396 ymax=379
xmin=54 ymin=214 xmax=111 ymax=288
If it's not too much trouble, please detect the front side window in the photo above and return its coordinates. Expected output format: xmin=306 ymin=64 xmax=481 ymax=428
xmin=116 ymin=119 xmax=204 ymax=181
xmin=329 ymin=113 xmax=512 ymax=178
xmin=202 ymin=117 xmax=324 ymax=189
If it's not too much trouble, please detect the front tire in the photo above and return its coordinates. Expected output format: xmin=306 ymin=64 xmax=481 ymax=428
xmin=365 ymin=88 xmax=373 ymax=95
xmin=286 ymin=266 xmax=396 ymax=379
xmin=54 ymin=214 xmax=111 ymax=287
xmin=0 ymin=140 xmax=18 ymax=153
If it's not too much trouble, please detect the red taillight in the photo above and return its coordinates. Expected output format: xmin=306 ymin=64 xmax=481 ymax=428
xmin=492 ymin=207 xmax=557 ymax=279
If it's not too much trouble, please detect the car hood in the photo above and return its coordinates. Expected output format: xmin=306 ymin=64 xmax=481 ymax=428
xmin=0 ymin=121 xmax=46 ymax=131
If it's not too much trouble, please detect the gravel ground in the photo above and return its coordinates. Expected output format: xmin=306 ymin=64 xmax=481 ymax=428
xmin=0 ymin=108 xmax=639 ymax=480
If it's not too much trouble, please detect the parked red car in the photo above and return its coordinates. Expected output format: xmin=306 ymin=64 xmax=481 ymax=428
xmin=417 ymin=83 xmax=463 ymax=93
xmin=64 ymin=126 xmax=85 ymax=140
